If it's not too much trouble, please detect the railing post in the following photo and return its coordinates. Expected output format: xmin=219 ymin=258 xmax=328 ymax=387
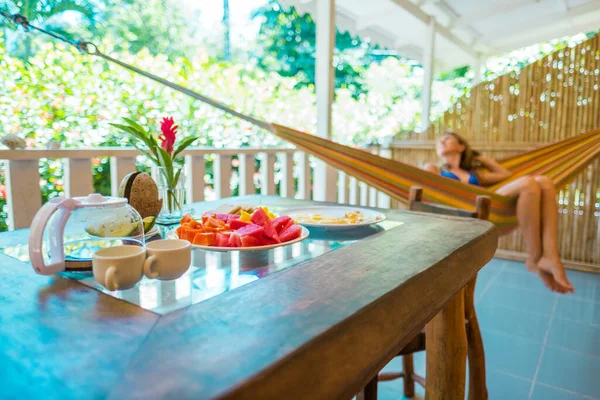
xmin=338 ymin=171 xmax=349 ymax=204
xmin=369 ymin=186 xmax=378 ymax=207
xmin=185 ymin=155 xmax=205 ymax=203
xmin=279 ymin=151 xmax=295 ymax=198
xmin=238 ymin=153 xmax=256 ymax=196
xmin=110 ymin=156 xmax=137 ymax=197
xmin=377 ymin=149 xmax=392 ymax=208
xmin=348 ymin=177 xmax=358 ymax=205
xmin=295 ymin=152 xmax=311 ymax=200
xmin=359 ymin=182 xmax=369 ymax=206
xmin=260 ymin=153 xmax=276 ymax=196
xmin=5 ymin=159 xmax=42 ymax=230
xmin=214 ymin=154 xmax=232 ymax=199
xmin=64 ymin=158 xmax=93 ymax=197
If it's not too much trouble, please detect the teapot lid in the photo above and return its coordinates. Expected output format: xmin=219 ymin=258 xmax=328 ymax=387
xmin=75 ymin=193 xmax=127 ymax=208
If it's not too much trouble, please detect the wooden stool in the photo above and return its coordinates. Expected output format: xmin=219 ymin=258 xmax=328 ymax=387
xmin=360 ymin=186 xmax=490 ymax=400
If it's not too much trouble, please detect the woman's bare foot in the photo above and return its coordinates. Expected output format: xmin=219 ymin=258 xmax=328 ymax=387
xmin=537 ymin=255 xmax=574 ymax=293
xmin=525 ymin=256 xmax=567 ymax=293
xmin=527 ymin=263 xmax=560 ymax=292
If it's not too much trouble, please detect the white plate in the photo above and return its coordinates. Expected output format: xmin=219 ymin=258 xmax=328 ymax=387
xmin=280 ymin=206 xmax=386 ymax=231
xmin=165 ymin=226 xmax=310 ymax=252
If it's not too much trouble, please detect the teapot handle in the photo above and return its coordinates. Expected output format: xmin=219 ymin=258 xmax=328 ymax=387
xmin=28 ymin=197 xmax=77 ymax=275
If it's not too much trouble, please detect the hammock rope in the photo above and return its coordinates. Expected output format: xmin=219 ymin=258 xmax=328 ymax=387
xmin=3 ymin=11 xmax=600 ymax=232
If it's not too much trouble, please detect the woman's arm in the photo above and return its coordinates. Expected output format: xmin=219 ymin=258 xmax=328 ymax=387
xmin=476 ymin=155 xmax=512 ymax=185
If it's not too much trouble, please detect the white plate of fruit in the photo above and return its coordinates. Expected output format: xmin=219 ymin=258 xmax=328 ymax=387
xmin=166 ymin=206 xmax=309 ymax=252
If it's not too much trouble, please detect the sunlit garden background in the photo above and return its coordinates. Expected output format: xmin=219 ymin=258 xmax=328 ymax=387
xmin=0 ymin=0 xmax=594 ymax=231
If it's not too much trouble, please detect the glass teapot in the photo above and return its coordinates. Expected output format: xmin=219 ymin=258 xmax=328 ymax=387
xmin=29 ymin=194 xmax=145 ymax=275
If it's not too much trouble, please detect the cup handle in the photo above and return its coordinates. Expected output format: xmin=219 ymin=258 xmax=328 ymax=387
xmin=143 ymin=255 xmax=158 ymax=279
xmin=105 ymin=266 xmax=119 ymax=291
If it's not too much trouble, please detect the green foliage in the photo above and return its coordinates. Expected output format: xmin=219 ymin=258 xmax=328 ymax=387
xmin=1 ymin=0 xmax=97 ymax=60
xmin=252 ymin=0 xmax=382 ymax=97
xmin=92 ymin=0 xmax=196 ymax=58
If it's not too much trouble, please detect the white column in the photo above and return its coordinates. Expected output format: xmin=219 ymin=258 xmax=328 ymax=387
xmin=473 ymin=53 xmax=484 ymax=85
xmin=421 ymin=17 xmax=436 ymax=133
xmin=314 ymin=0 xmax=338 ymax=202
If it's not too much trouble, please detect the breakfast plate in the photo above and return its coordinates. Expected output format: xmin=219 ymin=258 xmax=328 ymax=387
xmin=279 ymin=206 xmax=386 ymax=231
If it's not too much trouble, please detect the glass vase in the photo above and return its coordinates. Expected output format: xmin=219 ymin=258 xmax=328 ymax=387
xmin=156 ymin=166 xmax=186 ymax=225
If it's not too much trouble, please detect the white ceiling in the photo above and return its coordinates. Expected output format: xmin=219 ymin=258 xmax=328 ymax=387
xmin=280 ymin=0 xmax=600 ymax=71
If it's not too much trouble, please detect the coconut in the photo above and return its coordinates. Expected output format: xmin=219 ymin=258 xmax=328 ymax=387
xmin=119 ymin=172 xmax=162 ymax=219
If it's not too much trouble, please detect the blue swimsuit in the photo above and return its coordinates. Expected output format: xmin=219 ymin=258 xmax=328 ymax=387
xmin=441 ymin=170 xmax=480 ymax=186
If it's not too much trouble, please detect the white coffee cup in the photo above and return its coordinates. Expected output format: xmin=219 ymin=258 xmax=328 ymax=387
xmin=144 ymin=239 xmax=191 ymax=280
xmin=92 ymin=245 xmax=145 ymax=291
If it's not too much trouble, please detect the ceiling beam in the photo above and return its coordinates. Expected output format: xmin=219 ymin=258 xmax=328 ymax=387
xmin=481 ymin=0 xmax=600 ymax=39
xmin=355 ymin=10 xmax=395 ymax=31
xmin=434 ymin=0 xmax=481 ymax=37
xmin=491 ymin=19 xmax=600 ymax=53
xmin=389 ymin=0 xmax=478 ymax=59
xmin=454 ymin=0 xmax=540 ymax=26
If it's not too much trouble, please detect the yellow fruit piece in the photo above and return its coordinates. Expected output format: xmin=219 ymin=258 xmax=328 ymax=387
xmin=240 ymin=210 xmax=252 ymax=222
xmin=267 ymin=212 xmax=276 ymax=219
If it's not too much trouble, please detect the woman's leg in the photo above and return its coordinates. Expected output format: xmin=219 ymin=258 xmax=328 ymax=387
xmin=533 ymin=176 xmax=574 ymax=292
xmin=496 ymin=177 xmax=567 ymax=293
xmin=496 ymin=176 xmax=542 ymax=267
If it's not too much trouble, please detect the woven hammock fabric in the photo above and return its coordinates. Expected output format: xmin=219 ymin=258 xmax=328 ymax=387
xmin=271 ymin=124 xmax=600 ymax=233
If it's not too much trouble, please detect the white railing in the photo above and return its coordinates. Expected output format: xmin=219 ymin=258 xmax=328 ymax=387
xmin=0 ymin=147 xmax=392 ymax=230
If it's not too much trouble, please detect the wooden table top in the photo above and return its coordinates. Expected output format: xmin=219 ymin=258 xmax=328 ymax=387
xmin=0 ymin=195 xmax=497 ymax=399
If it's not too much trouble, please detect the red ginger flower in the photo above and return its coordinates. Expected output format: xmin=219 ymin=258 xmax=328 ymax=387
xmin=159 ymin=117 xmax=178 ymax=156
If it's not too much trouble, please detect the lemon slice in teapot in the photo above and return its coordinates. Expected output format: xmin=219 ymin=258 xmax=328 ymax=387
xmin=85 ymin=221 xmax=140 ymax=237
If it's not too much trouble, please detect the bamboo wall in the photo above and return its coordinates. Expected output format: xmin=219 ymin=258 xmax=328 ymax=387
xmin=393 ymin=32 xmax=600 ymax=270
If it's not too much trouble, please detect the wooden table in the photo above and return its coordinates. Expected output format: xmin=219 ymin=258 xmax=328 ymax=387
xmin=0 ymin=196 xmax=497 ymax=399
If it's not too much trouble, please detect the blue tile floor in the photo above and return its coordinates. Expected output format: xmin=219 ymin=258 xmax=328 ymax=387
xmin=377 ymin=258 xmax=600 ymax=400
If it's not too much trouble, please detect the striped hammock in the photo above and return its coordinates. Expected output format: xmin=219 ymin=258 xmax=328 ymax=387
xmin=271 ymin=124 xmax=600 ymax=233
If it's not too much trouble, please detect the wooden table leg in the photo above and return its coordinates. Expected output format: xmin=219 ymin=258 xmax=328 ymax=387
xmin=357 ymin=375 xmax=378 ymax=400
xmin=425 ymin=288 xmax=468 ymax=400
xmin=464 ymin=277 xmax=488 ymax=400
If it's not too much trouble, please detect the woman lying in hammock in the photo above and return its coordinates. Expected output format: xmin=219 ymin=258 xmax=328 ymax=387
xmin=424 ymin=132 xmax=574 ymax=294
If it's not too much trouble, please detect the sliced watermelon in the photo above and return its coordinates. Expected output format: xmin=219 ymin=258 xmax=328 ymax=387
xmin=215 ymin=232 xmax=230 ymax=247
xmin=279 ymin=224 xmax=302 ymax=242
xmin=240 ymin=235 xmax=260 ymax=247
xmin=259 ymin=236 xmax=278 ymax=246
xmin=229 ymin=218 xmax=251 ymax=230
xmin=271 ymin=216 xmax=292 ymax=233
xmin=236 ymin=224 xmax=265 ymax=239
xmin=228 ymin=232 xmax=242 ymax=247
xmin=250 ymin=208 xmax=269 ymax=226
xmin=215 ymin=213 xmax=230 ymax=223
xmin=280 ymin=219 xmax=295 ymax=233
xmin=262 ymin=219 xmax=281 ymax=243
xmin=227 ymin=214 xmax=241 ymax=221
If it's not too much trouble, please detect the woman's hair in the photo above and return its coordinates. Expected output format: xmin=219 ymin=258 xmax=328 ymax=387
xmin=442 ymin=131 xmax=482 ymax=171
